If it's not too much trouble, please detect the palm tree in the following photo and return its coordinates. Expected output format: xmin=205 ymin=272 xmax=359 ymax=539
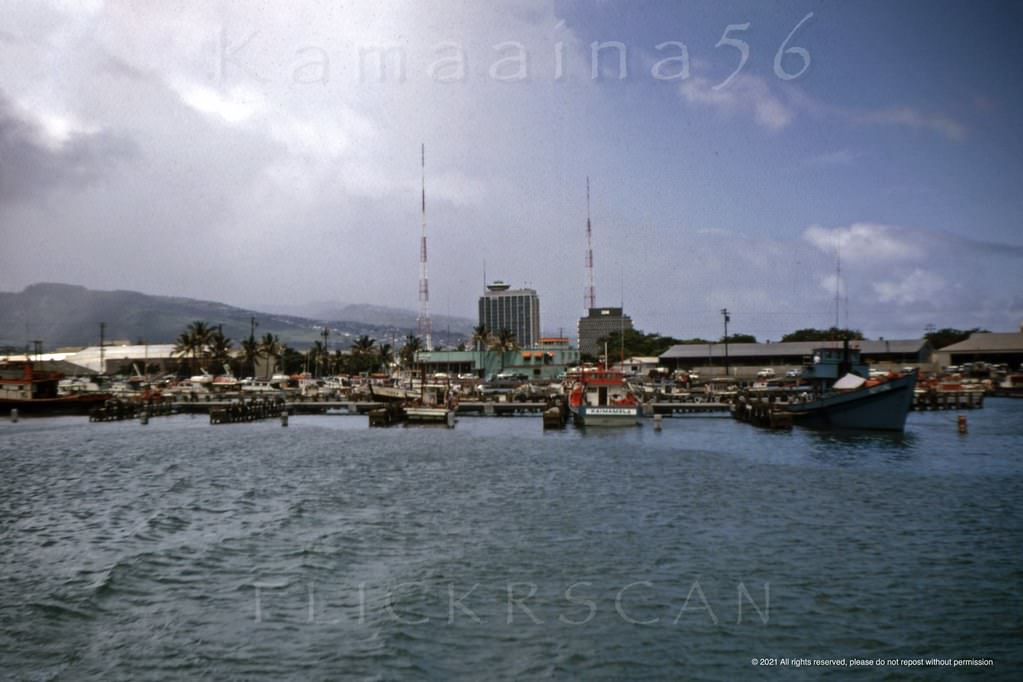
xmin=400 ymin=335 xmax=423 ymax=368
xmin=352 ymin=335 xmax=376 ymax=355
xmin=258 ymin=333 xmax=282 ymax=379
xmin=172 ymin=330 xmax=196 ymax=376
xmin=172 ymin=320 xmax=213 ymax=375
xmin=377 ymin=343 xmax=394 ymax=374
xmin=308 ymin=340 xmax=327 ymax=377
xmin=491 ymin=328 xmax=518 ymax=373
xmin=208 ymin=328 xmax=233 ymax=373
xmin=241 ymin=336 xmax=259 ymax=379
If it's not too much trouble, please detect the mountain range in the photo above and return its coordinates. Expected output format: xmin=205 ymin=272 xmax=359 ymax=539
xmin=0 ymin=283 xmax=475 ymax=351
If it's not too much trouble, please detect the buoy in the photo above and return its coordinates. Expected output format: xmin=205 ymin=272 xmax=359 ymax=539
xmin=140 ymin=409 xmax=149 ymax=425
xmin=653 ymin=414 xmax=663 ymax=432
xmin=957 ymin=415 xmax=967 ymax=434
xmin=281 ymin=410 xmax=289 ymax=427
xmin=10 ymin=408 xmax=18 ymax=423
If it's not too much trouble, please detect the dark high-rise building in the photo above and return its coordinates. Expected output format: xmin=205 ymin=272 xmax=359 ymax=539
xmin=577 ymin=307 xmax=633 ymax=358
xmin=478 ymin=282 xmax=540 ymax=348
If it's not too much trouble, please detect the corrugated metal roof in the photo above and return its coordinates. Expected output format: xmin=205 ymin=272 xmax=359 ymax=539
xmin=660 ymin=339 xmax=928 ymax=360
xmin=937 ymin=332 xmax=1023 ymax=353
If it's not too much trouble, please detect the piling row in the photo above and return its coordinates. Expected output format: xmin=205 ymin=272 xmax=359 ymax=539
xmin=730 ymin=396 xmax=794 ymax=430
xmin=90 ymin=399 xmax=176 ymax=422
xmin=912 ymin=391 xmax=984 ymax=410
xmin=209 ymin=397 xmax=286 ymax=424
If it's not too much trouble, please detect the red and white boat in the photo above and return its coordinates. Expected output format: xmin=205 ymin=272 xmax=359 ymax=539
xmin=566 ymin=366 xmax=642 ymax=427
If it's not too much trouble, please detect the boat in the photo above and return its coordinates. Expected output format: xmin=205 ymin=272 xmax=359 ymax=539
xmin=1 ymin=360 xmax=111 ymax=415
xmin=783 ymin=341 xmax=917 ymax=431
xmin=566 ymin=366 xmax=642 ymax=426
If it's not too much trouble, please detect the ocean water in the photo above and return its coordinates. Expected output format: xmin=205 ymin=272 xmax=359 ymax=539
xmin=1 ymin=400 xmax=1021 ymax=680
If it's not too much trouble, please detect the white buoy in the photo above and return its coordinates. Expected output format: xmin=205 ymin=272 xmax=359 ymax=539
xmin=653 ymin=414 xmax=663 ymax=432
xmin=140 ymin=409 xmax=149 ymax=425
xmin=10 ymin=408 xmax=18 ymax=423
xmin=281 ymin=410 xmax=289 ymax=427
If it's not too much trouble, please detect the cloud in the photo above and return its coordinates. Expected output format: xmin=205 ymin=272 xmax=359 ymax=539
xmin=677 ymin=64 xmax=965 ymax=142
xmin=802 ymin=223 xmax=918 ymax=263
xmin=873 ymin=268 xmax=945 ymax=305
xmin=855 ymin=107 xmax=966 ymax=142
xmin=679 ymin=72 xmax=794 ymax=131
xmin=0 ymin=90 xmax=134 ymax=203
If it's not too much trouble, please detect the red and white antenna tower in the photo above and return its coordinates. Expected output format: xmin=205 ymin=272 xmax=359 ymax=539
xmin=584 ymin=176 xmax=596 ymax=311
xmin=417 ymin=143 xmax=433 ymax=351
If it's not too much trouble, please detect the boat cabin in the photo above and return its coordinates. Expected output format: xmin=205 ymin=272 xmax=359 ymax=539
xmin=800 ymin=343 xmax=869 ymax=383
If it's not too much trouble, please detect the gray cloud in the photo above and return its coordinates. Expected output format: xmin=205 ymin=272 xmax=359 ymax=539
xmin=0 ymin=90 xmax=135 ymax=203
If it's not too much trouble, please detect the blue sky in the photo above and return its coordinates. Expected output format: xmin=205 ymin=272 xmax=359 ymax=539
xmin=1 ymin=1 xmax=1020 ymax=343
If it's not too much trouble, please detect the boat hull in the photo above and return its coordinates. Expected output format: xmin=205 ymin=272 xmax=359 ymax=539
xmin=785 ymin=373 xmax=917 ymax=431
xmin=570 ymin=405 xmax=641 ymax=427
xmin=1 ymin=394 xmax=112 ymax=416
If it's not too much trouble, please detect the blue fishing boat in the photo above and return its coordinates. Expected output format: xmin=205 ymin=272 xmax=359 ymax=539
xmin=784 ymin=341 xmax=917 ymax=431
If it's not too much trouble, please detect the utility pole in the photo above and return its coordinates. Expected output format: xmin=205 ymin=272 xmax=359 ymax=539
xmin=721 ymin=308 xmax=730 ymax=377
xmin=320 ymin=327 xmax=329 ymax=377
xmin=249 ymin=316 xmax=258 ymax=378
xmin=99 ymin=322 xmax=106 ymax=375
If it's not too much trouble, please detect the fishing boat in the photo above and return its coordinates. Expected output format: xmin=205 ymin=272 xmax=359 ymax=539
xmin=784 ymin=341 xmax=917 ymax=431
xmin=566 ymin=366 xmax=642 ymax=427
xmin=1 ymin=360 xmax=111 ymax=415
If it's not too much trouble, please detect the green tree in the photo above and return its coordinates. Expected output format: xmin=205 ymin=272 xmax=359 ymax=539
xmin=781 ymin=327 xmax=864 ymax=342
xmin=207 ymin=328 xmax=233 ymax=373
xmin=241 ymin=336 xmax=259 ymax=378
xmin=258 ymin=333 xmax=282 ymax=379
xmin=721 ymin=333 xmax=757 ymax=344
xmin=377 ymin=343 xmax=394 ymax=372
xmin=279 ymin=345 xmax=305 ymax=374
xmin=400 ymin=335 xmax=423 ymax=368
xmin=172 ymin=320 xmax=213 ymax=375
xmin=924 ymin=327 xmax=987 ymax=350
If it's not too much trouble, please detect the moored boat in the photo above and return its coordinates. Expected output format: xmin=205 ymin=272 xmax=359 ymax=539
xmin=1 ymin=360 xmax=111 ymax=415
xmin=783 ymin=341 xmax=917 ymax=431
xmin=566 ymin=366 xmax=642 ymax=427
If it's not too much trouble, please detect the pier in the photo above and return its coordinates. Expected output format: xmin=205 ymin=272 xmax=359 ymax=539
xmin=911 ymin=390 xmax=984 ymax=411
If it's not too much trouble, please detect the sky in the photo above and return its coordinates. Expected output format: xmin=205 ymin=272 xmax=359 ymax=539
xmin=1 ymin=0 xmax=1021 ymax=343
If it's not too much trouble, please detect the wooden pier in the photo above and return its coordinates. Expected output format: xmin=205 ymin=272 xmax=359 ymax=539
xmin=730 ymin=397 xmax=793 ymax=430
xmin=911 ymin=390 xmax=984 ymax=411
xmin=209 ymin=397 xmax=286 ymax=424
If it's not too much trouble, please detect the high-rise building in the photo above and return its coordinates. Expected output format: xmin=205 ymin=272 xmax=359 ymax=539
xmin=478 ymin=282 xmax=540 ymax=348
xmin=577 ymin=307 xmax=633 ymax=358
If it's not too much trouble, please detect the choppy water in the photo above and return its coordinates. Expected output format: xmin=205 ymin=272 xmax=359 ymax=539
xmin=1 ymin=401 xmax=1021 ymax=680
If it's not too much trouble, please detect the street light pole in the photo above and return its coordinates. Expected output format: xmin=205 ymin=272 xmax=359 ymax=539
xmin=721 ymin=308 xmax=730 ymax=377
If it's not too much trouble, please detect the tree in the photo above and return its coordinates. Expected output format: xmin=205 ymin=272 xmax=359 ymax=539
xmin=307 ymin=340 xmax=328 ymax=377
xmin=377 ymin=343 xmax=394 ymax=373
xmin=470 ymin=324 xmax=490 ymax=351
xmin=781 ymin=327 xmax=864 ymax=342
xmin=172 ymin=320 xmax=212 ymax=375
xmin=597 ymin=328 xmax=685 ymax=360
xmin=207 ymin=328 xmax=233 ymax=373
xmin=400 ymin=335 xmax=423 ymax=368
xmin=721 ymin=333 xmax=757 ymax=344
xmin=279 ymin=345 xmax=305 ymax=374
xmin=924 ymin=327 xmax=987 ymax=350
xmin=258 ymin=333 xmax=282 ymax=379
xmin=241 ymin=336 xmax=259 ymax=379
xmin=492 ymin=328 xmax=518 ymax=352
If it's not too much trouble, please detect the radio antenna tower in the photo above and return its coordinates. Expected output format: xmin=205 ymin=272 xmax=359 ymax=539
xmin=417 ymin=144 xmax=433 ymax=351
xmin=584 ymin=177 xmax=596 ymax=311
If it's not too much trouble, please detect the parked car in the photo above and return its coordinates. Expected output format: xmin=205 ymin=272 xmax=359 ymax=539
xmin=785 ymin=368 xmax=802 ymax=378
xmin=756 ymin=368 xmax=776 ymax=379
